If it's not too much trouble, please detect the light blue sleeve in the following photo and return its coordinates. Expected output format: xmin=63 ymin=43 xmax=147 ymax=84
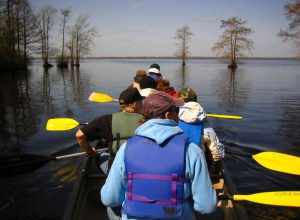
xmin=186 ymin=143 xmax=217 ymax=213
xmin=100 ymin=143 xmax=126 ymax=207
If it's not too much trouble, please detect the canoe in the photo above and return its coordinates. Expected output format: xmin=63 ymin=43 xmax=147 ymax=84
xmin=63 ymin=153 xmax=249 ymax=220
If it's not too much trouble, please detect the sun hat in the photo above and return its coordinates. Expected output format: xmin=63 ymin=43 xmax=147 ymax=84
xmin=143 ymin=91 xmax=184 ymax=118
xmin=178 ymin=101 xmax=206 ymax=123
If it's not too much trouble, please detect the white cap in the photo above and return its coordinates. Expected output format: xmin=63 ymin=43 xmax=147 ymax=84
xmin=179 ymin=101 xmax=206 ymax=123
xmin=148 ymin=68 xmax=160 ymax=74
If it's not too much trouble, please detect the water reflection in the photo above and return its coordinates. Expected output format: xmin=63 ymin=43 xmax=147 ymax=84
xmin=42 ymin=68 xmax=53 ymax=117
xmin=0 ymin=71 xmax=38 ymax=154
xmin=214 ymin=68 xmax=250 ymax=111
xmin=175 ymin=64 xmax=190 ymax=89
xmin=55 ymin=163 xmax=78 ymax=183
xmin=279 ymin=93 xmax=300 ymax=149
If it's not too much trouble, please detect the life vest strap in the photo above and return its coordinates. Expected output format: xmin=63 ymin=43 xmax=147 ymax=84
xmin=127 ymin=172 xmax=187 ymax=205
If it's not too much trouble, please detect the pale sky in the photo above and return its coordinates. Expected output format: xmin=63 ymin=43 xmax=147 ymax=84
xmin=31 ymin=0 xmax=297 ymax=57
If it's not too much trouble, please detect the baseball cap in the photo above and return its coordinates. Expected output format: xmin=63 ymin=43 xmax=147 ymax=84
xmin=149 ymin=63 xmax=160 ymax=70
xmin=143 ymin=91 xmax=184 ymax=117
xmin=119 ymin=87 xmax=143 ymax=105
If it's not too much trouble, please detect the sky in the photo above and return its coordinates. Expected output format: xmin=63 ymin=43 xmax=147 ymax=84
xmin=31 ymin=0 xmax=296 ymax=57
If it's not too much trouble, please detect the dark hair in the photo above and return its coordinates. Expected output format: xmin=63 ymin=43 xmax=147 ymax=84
xmin=139 ymin=76 xmax=156 ymax=89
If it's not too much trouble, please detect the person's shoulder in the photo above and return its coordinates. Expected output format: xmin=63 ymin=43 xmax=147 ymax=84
xmin=186 ymin=142 xmax=204 ymax=158
xmin=88 ymin=114 xmax=112 ymax=125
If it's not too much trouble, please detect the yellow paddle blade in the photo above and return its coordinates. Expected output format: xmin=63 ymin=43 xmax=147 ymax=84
xmin=253 ymin=152 xmax=300 ymax=175
xmin=88 ymin=92 xmax=114 ymax=103
xmin=207 ymin=113 xmax=242 ymax=120
xmin=46 ymin=118 xmax=80 ymax=131
xmin=233 ymin=191 xmax=300 ymax=207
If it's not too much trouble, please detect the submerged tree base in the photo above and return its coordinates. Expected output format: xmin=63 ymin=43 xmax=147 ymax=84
xmin=43 ymin=63 xmax=54 ymax=68
xmin=228 ymin=63 xmax=237 ymax=70
xmin=57 ymin=61 xmax=69 ymax=69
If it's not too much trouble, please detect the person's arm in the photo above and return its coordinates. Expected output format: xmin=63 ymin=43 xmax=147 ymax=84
xmin=75 ymin=115 xmax=112 ymax=155
xmin=186 ymin=143 xmax=217 ymax=214
xmin=100 ymin=143 xmax=126 ymax=207
xmin=75 ymin=129 xmax=96 ymax=156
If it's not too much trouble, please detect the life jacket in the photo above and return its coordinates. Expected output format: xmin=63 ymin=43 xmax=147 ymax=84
xmin=178 ymin=120 xmax=203 ymax=146
xmin=124 ymin=134 xmax=187 ymax=219
xmin=111 ymin=112 xmax=143 ymax=154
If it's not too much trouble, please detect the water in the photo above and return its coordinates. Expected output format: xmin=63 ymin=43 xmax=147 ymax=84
xmin=0 ymin=58 xmax=300 ymax=219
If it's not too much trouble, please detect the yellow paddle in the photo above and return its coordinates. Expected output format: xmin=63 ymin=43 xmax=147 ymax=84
xmin=206 ymin=113 xmax=242 ymax=120
xmin=46 ymin=118 xmax=300 ymax=176
xmin=220 ymin=191 xmax=300 ymax=207
xmin=46 ymin=118 xmax=87 ymax=131
xmin=88 ymin=92 xmax=243 ymax=120
xmin=253 ymin=152 xmax=300 ymax=176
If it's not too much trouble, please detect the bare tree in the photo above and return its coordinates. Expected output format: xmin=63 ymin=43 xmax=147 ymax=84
xmin=212 ymin=17 xmax=254 ymax=69
xmin=0 ymin=0 xmax=39 ymax=69
xmin=57 ymin=8 xmax=70 ymax=68
xmin=69 ymin=15 xmax=97 ymax=67
xmin=37 ymin=6 xmax=56 ymax=67
xmin=279 ymin=0 xmax=300 ymax=56
xmin=175 ymin=25 xmax=193 ymax=66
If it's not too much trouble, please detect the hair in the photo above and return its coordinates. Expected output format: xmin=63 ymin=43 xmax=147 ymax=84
xmin=134 ymin=69 xmax=147 ymax=83
xmin=156 ymin=79 xmax=170 ymax=91
xmin=139 ymin=76 xmax=156 ymax=89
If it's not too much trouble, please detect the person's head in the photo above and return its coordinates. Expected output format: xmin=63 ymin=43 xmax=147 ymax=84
xmin=132 ymin=69 xmax=147 ymax=90
xmin=148 ymin=63 xmax=162 ymax=81
xmin=142 ymin=91 xmax=184 ymax=121
xmin=149 ymin=63 xmax=160 ymax=71
xmin=156 ymin=79 xmax=170 ymax=91
xmin=134 ymin=69 xmax=147 ymax=83
xmin=178 ymin=87 xmax=198 ymax=102
xmin=119 ymin=87 xmax=143 ymax=113
xmin=179 ymin=102 xmax=206 ymax=123
xmin=139 ymin=75 xmax=156 ymax=90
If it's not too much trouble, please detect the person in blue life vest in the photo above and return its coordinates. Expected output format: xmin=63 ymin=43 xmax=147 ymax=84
xmin=178 ymin=101 xmax=225 ymax=183
xmin=101 ymin=91 xmax=217 ymax=220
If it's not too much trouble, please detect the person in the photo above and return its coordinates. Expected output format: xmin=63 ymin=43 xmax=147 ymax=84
xmin=177 ymin=87 xmax=198 ymax=102
xmin=130 ymin=69 xmax=147 ymax=90
xmin=134 ymin=75 xmax=157 ymax=97
xmin=101 ymin=91 xmax=217 ymax=220
xmin=148 ymin=63 xmax=162 ymax=81
xmin=156 ymin=79 xmax=177 ymax=97
xmin=178 ymin=101 xmax=225 ymax=182
xmin=75 ymin=87 xmax=144 ymax=173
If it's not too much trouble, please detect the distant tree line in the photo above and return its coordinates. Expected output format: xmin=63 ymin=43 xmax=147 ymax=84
xmin=0 ymin=0 xmax=97 ymax=71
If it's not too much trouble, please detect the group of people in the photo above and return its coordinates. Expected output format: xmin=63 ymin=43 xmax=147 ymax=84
xmin=76 ymin=63 xmax=225 ymax=220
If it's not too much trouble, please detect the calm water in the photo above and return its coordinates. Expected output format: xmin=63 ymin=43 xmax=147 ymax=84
xmin=0 ymin=58 xmax=300 ymax=219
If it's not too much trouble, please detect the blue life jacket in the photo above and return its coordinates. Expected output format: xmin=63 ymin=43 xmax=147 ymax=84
xmin=178 ymin=120 xmax=203 ymax=146
xmin=124 ymin=134 xmax=187 ymax=219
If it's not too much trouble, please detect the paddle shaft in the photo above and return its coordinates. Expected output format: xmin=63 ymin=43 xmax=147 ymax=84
xmin=55 ymin=148 xmax=108 ymax=160
xmin=219 ymin=191 xmax=300 ymax=207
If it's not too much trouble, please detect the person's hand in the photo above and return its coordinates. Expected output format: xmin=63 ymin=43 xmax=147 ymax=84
xmin=87 ymin=147 xmax=97 ymax=156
